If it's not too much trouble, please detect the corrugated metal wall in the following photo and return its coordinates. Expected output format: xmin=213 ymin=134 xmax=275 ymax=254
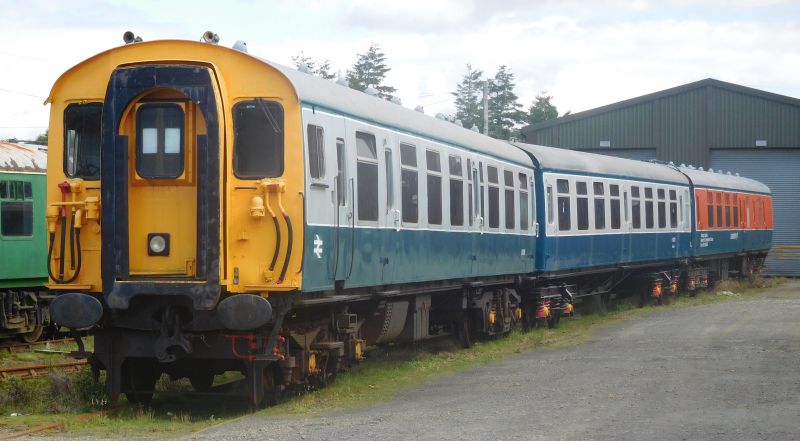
xmin=710 ymin=149 xmax=800 ymax=276
xmin=523 ymin=83 xmax=800 ymax=169
xmin=707 ymin=88 xmax=800 ymax=149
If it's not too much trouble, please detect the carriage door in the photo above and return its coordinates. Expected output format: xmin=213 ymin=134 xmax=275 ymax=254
xmin=333 ymin=133 xmax=353 ymax=282
xmin=126 ymin=96 xmax=201 ymax=277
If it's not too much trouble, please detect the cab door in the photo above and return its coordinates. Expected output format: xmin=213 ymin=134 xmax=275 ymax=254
xmin=123 ymin=96 xmax=203 ymax=277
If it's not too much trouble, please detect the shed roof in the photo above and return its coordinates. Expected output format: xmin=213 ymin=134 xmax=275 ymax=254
xmin=511 ymin=142 xmax=688 ymax=185
xmin=679 ymin=166 xmax=770 ymax=194
xmin=0 ymin=142 xmax=47 ymax=173
xmin=522 ymin=78 xmax=800 ymax=135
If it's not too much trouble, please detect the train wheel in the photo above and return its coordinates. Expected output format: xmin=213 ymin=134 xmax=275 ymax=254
xmin=458 ymin=316 xmax=474 ymax=348
xmin=20 ymin=325 xmax=43 ymax=344
xmin=123 ymin=361 xmax=160 ymax=405
xmin=189 ymin=373 xmax=215 ymax=392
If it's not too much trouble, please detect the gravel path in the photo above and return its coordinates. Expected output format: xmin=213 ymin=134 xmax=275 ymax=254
xmin=23 ymin=281 xmax=800 ymax=440
xmin=192 ymin=281 xmax=800 ymax=441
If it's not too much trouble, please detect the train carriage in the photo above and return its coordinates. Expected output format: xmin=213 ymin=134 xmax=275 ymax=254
xmin=0 ymin=141 xmax=50 ymax=341
xmin=513 ymin=144 xmax=693 ymax=273
xmin=43 ymin=35 xmax=773 ymax=405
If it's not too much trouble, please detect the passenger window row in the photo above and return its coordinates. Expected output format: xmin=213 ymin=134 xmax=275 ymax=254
xmin=547 ymin=175 xmax=686 ymax=234
xmin=304 ymin=122 xmax=535 ymax=233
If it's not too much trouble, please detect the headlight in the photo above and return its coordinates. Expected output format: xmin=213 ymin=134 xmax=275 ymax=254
xmin=147 ymin=233 xmax=169 ymax=256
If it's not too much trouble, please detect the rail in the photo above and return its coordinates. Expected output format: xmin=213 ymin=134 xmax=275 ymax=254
xmin=0 ymin=338 xmax=75 ymax=354
xmin=0 ymin=359 xmax=88 ymax=381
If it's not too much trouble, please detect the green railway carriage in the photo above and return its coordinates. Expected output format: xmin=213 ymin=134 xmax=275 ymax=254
xmin=0 ymin=141 xmax=50 ymax=341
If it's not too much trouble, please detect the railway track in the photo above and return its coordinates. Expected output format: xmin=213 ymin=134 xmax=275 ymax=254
xmin=0 ymin=359 xmax=88 ymax=381
xmin=0 ymin=337 xmax=75 ymax=354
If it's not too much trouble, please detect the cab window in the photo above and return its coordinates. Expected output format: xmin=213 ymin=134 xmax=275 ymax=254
xmin=233 ymin=100 xmax=284 ymax=179
xmin=64 ymin=103 xmax=102 ymax=180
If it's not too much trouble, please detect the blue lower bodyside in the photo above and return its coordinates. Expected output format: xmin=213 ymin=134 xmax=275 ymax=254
xmin=302 ymin=225 xmax=535 ymax=292
xmin=693 ymin=229 xmax=772 ymax=257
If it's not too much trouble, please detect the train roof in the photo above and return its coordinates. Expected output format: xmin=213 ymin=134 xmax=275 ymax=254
xmin=0 ymin=141 xmax=47 ymax=173
xmin=261 ymin=59 xmax=533 ymax=167
xmin=678 ymin=166 xmax=770 ymax=194
xmin=510 ymin=143 xmax=689 ymax=185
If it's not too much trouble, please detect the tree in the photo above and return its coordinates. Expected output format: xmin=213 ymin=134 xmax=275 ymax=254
xmin=291 ymin=52 xmax=336 ymax=79
xmin=486 ymin=65 xmax=525 ymax=140
xmin=32 ymin=130 xmax=48 ymax=146
xmin=346 ymin=44 xmax=397 ymax=100
xmin=527 ymin=92 xmax=560 ymax=125
xmin=451 ymin=64 xmax=485 ymax=132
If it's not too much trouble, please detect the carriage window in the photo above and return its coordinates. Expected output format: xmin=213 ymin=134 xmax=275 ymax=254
xmin=631 ymin=186 xmax=641 ymax=229
xmin=467 ymin=159 xmax=474 ymax=226
xmin=576 ymin=181 xmax=588 ymax=230
xmin=610 ymin=198 xmax=621 ymax=229
xmin=233 ymin=100 xmax=284 ymax=179
xmin=669 ymin=190 xmax=678 ymax=228
xmin=136 ymin=103 xmax=185 ymax=179
xmin=306 ymin=124 xmax=325 ymax=179
xmin=594 ymin=182 xmax=605 ymax=230
xmin=707 ymin=200 xmax=714 ymax=229
xmin=716 ymin=193 xmax=723 ymax=228
xmin=64 ymin=103 xmax=102 ymax=180
xmin=487 ymin=165 xmax=500 ymax=229
xmin=356 ymin=132 xmax=378 ymax=221
xmin=547 ymin=185 xmax=554 ymax=225
xmin=449 ymin=155 xmax=464 ymax=227
xmin=336 ymin=138 xmax=346 ymax=206
xmin=725 ymin=206 xmax=731 ymax=228
xmin=504 ymin=170 xmax=515 ymax=230
xmin=557 ymin=179 xmax=570 ymax=231
xmin=385 ymin=149 xmax=394 ymax=209
xmin=519 ymin=173 xmax=528 ymax=230
xmin=427 ymin=150 xmax=442 ymax=225
xmin=1 ymin=202 xmax=33 ymax=237
xmin=657 ymin=188 xmax=666 ymax=229
xmin=1 ymin=180 xmax=33 ymax=237
xmin=733 ymin=205 xmax=739 ymax=228
xmin=644 ymin=187 xmax=654 ymax=229
xmin=623 ymin=191 xmax=628 ymax=223
xmin=400 ymin=143 xmax=418 ymax=223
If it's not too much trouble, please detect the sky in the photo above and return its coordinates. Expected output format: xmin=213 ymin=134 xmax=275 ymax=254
xmin=1 ymin=0 xmax=799 ymax=141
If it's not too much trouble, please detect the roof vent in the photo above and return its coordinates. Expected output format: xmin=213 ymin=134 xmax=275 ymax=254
xmin=668 ymin=161 xmax=675 ymax=166
xmin=680 ymin=163 xmax=686 ymax=168
xmin=232 ymin=40 xmax=248 ymax=53
xmin=727 ymin=171 xmax=732 ymax=175
xmin=297 ymin=63 xmax=312 ymax=74
xmin=736 ymin=173 xmax=740 ymax=176
xmin=471 ymin=125 xmax=480 ymax=132
xmin=336 ymin=75 xmax=348 ymax=87
xmin=364 ymin=87 xmax=379 ymax=96
xmin=435 ymin=113 xmax=447 ymax=120
xmin=699 ymin=167 xmax=704 ymax=171
xmin=414 ymin=105 xmax=424 ymax=113
xmin=390 ymin=96 xmax=402 ymax=105
xmin=454 ymin=119 xmax=463 ymax=127
xmin=708 ymin=168 xmax=714 ymax=173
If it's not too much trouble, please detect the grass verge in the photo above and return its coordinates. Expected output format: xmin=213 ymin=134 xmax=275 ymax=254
xmin=0 ymin=277 xmax=787 ymax=436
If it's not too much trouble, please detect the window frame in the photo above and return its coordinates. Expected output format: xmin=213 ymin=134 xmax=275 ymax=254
xmin=232 ymin=99 xmax=285 ymax=179
xmin=426 ymin=149 xmax=443 ymax=226
xmin=63 ymin=102 xmax=103 ymax=181
xmin=306 ymin=123 xmax=326 ymax=180
xmin=355 ymin=131 xmax=379 ymax=223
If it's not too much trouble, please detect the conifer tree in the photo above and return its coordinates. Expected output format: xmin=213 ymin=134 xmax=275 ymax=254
xmin=486 ymin=65 xmax=525 ymax=140
xmin=291 ymin=52 xmax=336 ymax=79
xmin=527 ymin=92 xmax=560 ymax=125
xmin=346 ymin=44 xmax=397 ymax=100
xmin=451 ymin=64 xmax=485 ymax=132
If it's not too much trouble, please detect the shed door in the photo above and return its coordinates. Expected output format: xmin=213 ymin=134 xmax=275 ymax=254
xmin=710 ymin=149 xmax=800 ymax=276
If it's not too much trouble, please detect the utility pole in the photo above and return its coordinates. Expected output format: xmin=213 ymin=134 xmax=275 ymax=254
xmin=482 ymin=80 xmax=489 ymax=135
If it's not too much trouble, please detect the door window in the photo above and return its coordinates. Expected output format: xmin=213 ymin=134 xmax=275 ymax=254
xmin=136 ymin=103 xmax=185 ymax=179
